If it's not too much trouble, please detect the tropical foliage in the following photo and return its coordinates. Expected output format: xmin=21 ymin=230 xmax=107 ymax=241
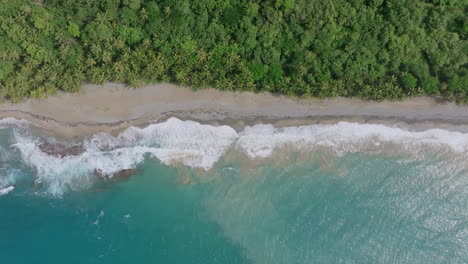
xmin=0 ymin=0 xmax=467 ymax=102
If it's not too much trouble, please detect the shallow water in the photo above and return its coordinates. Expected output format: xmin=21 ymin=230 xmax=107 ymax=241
xmin=0 ymin=118 xmax=467 ymax=263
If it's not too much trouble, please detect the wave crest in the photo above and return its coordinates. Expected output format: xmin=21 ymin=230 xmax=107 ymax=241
xmin=237 ymin=122 xmax=468 ymax=159
xmin=4 ymin=117 xmax=468 ymax=195
xmin=11 ymin=118 xmax=237 ymax=195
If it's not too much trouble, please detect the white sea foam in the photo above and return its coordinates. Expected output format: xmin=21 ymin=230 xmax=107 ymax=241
xmin=0 ymin=186 xmax=14 ymax=196
xmin=13 ymin=133 xmax=153 ymax=195
xmin=12 ymin=118 xmax=238 ymax=195
xmin=236 ymin=122 xmax=468 ymax=159
xmin=9 ymin=117 xmax=468 ymax=195
xmin=85 ymin=117 xmax=238 ymax=168
xmin=0 ymin=118 xmax=31 ymax=128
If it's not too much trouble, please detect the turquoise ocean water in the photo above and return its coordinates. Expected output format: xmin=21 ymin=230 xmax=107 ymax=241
xmin=0 ymin=118 xmax=467 ymax=263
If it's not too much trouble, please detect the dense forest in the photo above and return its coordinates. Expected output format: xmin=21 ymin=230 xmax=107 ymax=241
xmin=0 ymin=0 xmax=466 ymax=102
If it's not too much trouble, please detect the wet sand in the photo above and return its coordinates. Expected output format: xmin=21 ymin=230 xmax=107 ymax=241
xmin=1 ymin=82 xmax=468 ymax=138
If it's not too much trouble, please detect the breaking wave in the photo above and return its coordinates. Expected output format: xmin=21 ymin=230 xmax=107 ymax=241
xmin=0 ymin=186 xmax=14 ymax=196
xmin=2 ymin=117 xmax=468 ymax=196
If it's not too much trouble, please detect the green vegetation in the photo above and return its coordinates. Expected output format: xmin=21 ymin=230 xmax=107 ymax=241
xmin=0 ymin=0 xmax=466 ymax=102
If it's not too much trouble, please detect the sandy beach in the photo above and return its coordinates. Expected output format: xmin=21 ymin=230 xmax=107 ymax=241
xmin=1 ymin=82 xmax=468 ymax=139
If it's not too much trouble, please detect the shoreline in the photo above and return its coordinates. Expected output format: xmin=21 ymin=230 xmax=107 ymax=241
xmin=1 ymin=82 xmax=468 ymax=138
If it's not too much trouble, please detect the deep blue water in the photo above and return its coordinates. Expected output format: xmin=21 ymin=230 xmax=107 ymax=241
xmin=0 ymin=119 xmax=467 ymax=263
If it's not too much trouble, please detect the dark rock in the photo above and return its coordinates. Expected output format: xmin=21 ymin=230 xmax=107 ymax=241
xmin=112 ymin=169 xmax=135 ymax=181
xmin=93 ymin=168 xmax=136 ymax=181
xmin=38 ymin=141 xmax=85 ymax=158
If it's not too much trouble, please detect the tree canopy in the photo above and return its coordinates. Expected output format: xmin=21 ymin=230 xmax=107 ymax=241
xmin=0 ymin=0 xmax=467 ymax=102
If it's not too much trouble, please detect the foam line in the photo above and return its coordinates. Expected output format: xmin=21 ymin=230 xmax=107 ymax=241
xmin=8 ymin=117 xmax=468 ymax=195
xmin=0 ymin=186 xmax=14 ymax=196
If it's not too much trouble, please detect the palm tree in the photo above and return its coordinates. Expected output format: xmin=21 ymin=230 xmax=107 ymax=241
xmin=95 ymin=12 xmax=111 ymax=27
xmin=140 ymin=8 xmax=149 ymax=22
